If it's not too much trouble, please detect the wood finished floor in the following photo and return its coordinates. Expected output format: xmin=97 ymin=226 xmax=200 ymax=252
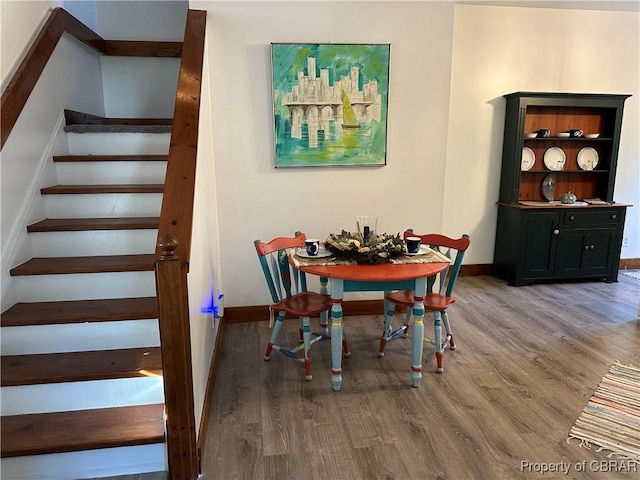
xmin=200 ymin=274 xmax=640 ymax=480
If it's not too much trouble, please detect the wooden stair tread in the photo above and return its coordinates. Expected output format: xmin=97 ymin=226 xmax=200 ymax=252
xmin=10 ymin=254 xmax=155 ymax=276
xmin=0 ymin=403 xmax=165 ymax=457
xmin=1 ymin=297 xmax=158 ymax=327
xmin=53 ymin=154 xmax=168 ymax=162
xmin=41 ymin=184 xmax=164 ymax=194
xmin=27 ymin=217 xmax=160 ymax=232
xmin=2 ymin=347 xmax=162 ymax=386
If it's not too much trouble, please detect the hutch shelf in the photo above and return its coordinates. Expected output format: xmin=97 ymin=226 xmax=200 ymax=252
xmin=493 ymin=92 xmax=631 ymax=286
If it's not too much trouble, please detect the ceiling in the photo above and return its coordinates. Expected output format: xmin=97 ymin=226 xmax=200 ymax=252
xmin=456 ymin=1 xmax=640 ymax=12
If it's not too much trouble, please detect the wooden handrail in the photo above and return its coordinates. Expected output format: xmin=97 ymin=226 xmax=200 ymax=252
xmin=0 ymin=7 xmax=183 ymax=150
xmin=155 ymin=9 xmax=207 ymax=265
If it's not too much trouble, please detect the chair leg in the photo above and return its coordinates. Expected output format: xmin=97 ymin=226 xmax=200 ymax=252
xmin=433 ymin=311 xmax=444 ymax=373
xmin=441 ymin=310 xmax=455 ymax=350
xmin=302 ymin=316 xmax=312 ymax=381
xmin=342 ymin=332 xmax=351 ymax=358
xmin=378 ymin=300 xmax=396 ymax=357
xmin=265 ymin=312 xmax=286 ymax=360
xmin=401 ymin=308 xmax=413 ymax=337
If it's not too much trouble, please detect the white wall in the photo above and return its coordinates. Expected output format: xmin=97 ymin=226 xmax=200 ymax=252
xmin=0 ymin=36 xmax=105 ymax=311
xmin=101 ymin=57 xmax=180 ymax=118
xmin=0 ymin=0 xmax=60 ymax=90
xmin=196 ymin=0 xmax=456 ymax=307
xmin=187 ymin=38 xmax=222 ymax=438
xmin=96 ymin=0 xmax=187 ymax=41
xmin=194 ymin=1 xmax=639 ymax=308
xmin=445 ymin=5 xmax=640 ymax=263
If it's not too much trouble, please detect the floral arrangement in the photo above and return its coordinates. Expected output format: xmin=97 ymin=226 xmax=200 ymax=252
xmin=325 ymin=230 xmax=404 ymax=264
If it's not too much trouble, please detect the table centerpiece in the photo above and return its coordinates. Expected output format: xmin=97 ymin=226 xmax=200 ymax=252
xmin=324 ymin=230 xmax=404 ymax=264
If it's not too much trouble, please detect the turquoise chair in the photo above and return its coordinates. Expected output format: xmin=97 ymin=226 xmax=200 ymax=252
xmin=255 ymin=233 xmax=338 ymax=381
xmin=380 ymin=232 xmax=471 ymax=373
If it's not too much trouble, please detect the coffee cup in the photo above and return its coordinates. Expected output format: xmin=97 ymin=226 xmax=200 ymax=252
xmin=569 ymin=129 xmax=583 ymax=138
xmin=305 ymin=239 xmax=320 ymax=256
xmin=406 ymin=236 xmax=421 ymax=254
xmin=536 ymin=128 xmax=551 ymax=138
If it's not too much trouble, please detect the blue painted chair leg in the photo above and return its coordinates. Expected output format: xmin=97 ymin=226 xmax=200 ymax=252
xmin=265 ymin=312 xmax=286 ymax=360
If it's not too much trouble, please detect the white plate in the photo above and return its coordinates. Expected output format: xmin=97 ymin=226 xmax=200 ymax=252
xmin=405 ymin=245 xmax=432 ymax=256
xmin=543 ymin=147 xmax=566 ymax=171
xmin=556 ymin=132 xmax=570 ymax=138
xmin=541 ymin=173 xmax=556 ymax=201
xmin=577 ymin=147 xmax=599 ymax=170
xmin=584 ymin=133 xmax=600 ymax=139
xmin=296 ymin=247 xmax=333 ymax=259
xmin=521 ymin=147 xmax=535 ymax=171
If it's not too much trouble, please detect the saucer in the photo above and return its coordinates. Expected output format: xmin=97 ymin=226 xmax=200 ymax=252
xmin=297 ymin=248 xmax=333 ymax=259
xmin=405 ymin=245 xmax=431 ymax=256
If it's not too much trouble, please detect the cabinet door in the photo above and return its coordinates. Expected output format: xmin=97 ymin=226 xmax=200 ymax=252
xmin=555 ymin=229 xmax=588 ymax=277
xmin=585 ymin=228 xmax=618 ymax=276
xmin=522 ymin=211 xmax=559 ymax=278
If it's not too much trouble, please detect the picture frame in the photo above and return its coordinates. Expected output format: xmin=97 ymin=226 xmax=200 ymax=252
xmin=271 ymin=43 xmax=390 ymax=168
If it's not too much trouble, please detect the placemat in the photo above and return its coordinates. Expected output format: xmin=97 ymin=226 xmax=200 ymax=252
xmin=291 ymin=247 xmax=451 ymax=268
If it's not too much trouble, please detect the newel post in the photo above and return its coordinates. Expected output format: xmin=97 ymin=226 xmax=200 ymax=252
xmin=155 ymin=234 xmax=199 ymax=479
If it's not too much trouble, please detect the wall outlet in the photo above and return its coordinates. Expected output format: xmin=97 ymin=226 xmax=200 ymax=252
xmin=622 ymin=237 xmax=629 ymax=247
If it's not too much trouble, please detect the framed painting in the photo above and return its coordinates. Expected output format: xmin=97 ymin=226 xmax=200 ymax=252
xmin=271 ymin=43 xmax=390 ymax=168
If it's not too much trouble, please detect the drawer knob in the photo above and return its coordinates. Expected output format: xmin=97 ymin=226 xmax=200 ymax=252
xmin=584 ymin=245 xmax=589 ymax=250
xmin=553 ymin=229 xmax=560 ymax=235
xmin=611 ymin=214 xmax=617 ymax=220
xmin=569 ymin=215 xmax=575 ymax=221
xmin=590 ymin=244 xmax=595 ymax=250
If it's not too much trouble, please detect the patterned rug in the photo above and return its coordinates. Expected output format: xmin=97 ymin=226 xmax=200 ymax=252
xmin=620 ymin=270 xmax=640 ymax=281
xmin=569 ymin=361 xmax=640 ymax=461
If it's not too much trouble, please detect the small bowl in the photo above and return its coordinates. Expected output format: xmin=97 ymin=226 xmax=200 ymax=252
xmin=556 ymin=132 xmax=570 ymax=138
xmin=524 ymin=133 xmax=537 ymax=138
xmin=584 ymin=133 xmax=600 ymax=138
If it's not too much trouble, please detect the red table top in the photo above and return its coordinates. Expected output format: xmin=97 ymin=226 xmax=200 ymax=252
xmin=296 ymin=261 xmax=449 ymax=282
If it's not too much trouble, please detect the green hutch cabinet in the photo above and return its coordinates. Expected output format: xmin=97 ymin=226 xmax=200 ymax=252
xmin=493 ymin=92 xmax=631 ymax=286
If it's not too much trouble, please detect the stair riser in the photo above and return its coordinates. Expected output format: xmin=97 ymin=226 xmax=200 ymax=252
xmin=30 ymin=230 xmax=158 ymax=257
xmin=1 ymin=319 xmax=160 ymax=355
xmin=1 ymin=377 xmax=164 ymax=415
xmin=55 ymin=161 xmax=167 ymax=185
xmin=67 ymin=132 xmax=170 ymax=155
xmin=0 ymin=443 xmax=166 ymax=480
xmin=14 ymin=271 xmax=156 ymax=302
xmin=44 ymin=193 xmax=162 ymax=218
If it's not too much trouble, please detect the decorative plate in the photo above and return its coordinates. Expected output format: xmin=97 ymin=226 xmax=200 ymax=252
xmin=543 ymin=147 xmax=566 ymax=171
xmin=577 ymin=147 xmax=599 ymax=170
xmin=521 ymin=147 xmax=535 ymax=171
xmin=297 ymin=247 xmax=333 ymax=259
xmin=541 ymin=173 xmax=556 ymax=201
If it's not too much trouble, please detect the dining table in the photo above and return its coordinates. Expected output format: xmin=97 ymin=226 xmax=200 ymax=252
xmin=290 ymin=250 xmax=451 ymax=391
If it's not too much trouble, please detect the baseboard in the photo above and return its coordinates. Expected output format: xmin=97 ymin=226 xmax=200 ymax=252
xmin=620 ymin=258 xmax=640 ymax=269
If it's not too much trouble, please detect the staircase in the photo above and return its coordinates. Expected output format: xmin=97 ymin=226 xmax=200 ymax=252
xmin=0 ymin=119 xmax=172 ymax=479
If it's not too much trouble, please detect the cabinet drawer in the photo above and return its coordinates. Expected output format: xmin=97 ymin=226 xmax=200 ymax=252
xmin=562 ymin=209 xmax=622 ymax=226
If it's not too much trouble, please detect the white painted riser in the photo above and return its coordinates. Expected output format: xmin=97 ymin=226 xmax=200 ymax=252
xmin=0 ymin=443 xmax=167 ymax=480
xmin=1 ymin=377 xmax=164 ymax=416
xmin=55 ymin=161 xmax=167 ymax=185
xmin=44 ymin=193 xmax=163 ymax=218
xmin=1 ymin=319 xmax=160 ymax=355
xmin=30 ymin=229 xmax=157 ymax=256
xmin=14 ymin=271 xmax=156 ymax=302
xmin=66 ymin=132 xmax=170 ymax=155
